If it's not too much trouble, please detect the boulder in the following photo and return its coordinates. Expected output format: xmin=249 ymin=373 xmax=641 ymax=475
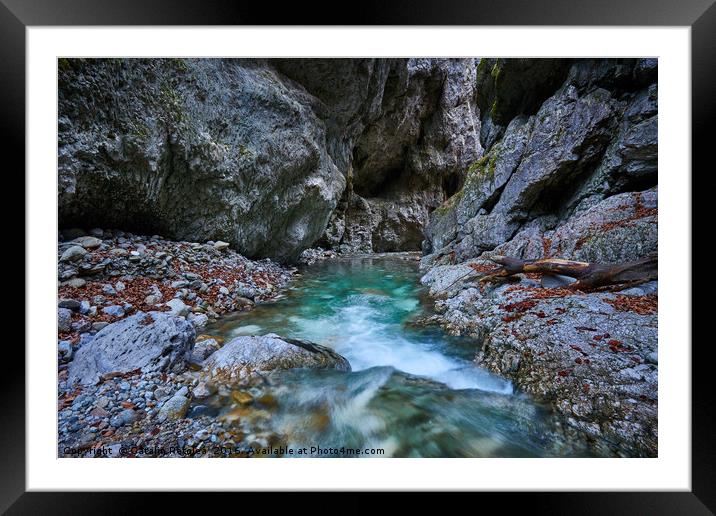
xmin=67 ymin=312 xmax=196 ymax=385
xmin=202 ymin=334 xmax=350 ymax=380
xmin=58 ymin=58 xmax=483 ymax=261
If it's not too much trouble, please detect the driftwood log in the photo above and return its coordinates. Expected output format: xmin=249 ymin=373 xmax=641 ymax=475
xmin=480 ymin=253 xmax=657 ymax=290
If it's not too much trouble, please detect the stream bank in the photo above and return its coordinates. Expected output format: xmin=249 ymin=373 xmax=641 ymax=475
xmin=58 ymin=240 xmax=636 ymax=457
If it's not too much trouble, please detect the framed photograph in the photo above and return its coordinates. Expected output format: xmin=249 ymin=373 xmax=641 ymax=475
xmin=6 ymin=0 xmax=711 ymax=510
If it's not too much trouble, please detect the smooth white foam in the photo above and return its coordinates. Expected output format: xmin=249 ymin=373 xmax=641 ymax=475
xmin=291 ymin=294 xmax=512 ymax=394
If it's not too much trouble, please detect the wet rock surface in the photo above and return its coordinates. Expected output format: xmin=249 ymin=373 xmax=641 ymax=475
xmin=418 ymin=58 xmax=658 ymax=457
xmin=202 ymin=334 xmax=351 ymax=381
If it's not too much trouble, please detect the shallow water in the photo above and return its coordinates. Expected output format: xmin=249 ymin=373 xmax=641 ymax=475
xmin=204 ymin=255 xmax=600 ymax=457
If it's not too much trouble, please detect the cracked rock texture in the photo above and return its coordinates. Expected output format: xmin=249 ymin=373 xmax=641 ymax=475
xmin=59 ymin=58 xmax=482 ymax=262
xmin=420 ymin=58 xmax=658 ymax=456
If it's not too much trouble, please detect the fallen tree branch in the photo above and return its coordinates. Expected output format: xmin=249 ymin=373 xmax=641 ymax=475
xmin=482 ymin=253 xmax=657 ymax=290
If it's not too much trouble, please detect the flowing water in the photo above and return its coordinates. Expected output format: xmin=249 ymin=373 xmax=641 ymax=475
xmin=203 ymin=255 xmax=599 ymax=457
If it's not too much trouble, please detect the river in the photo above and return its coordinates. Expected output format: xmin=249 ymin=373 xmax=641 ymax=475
xmin=201 ymin=255 xmax=600 ymax=457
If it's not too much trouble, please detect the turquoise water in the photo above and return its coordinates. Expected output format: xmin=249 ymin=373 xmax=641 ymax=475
xmin=206 ymin=255 xmax=598 ymax=457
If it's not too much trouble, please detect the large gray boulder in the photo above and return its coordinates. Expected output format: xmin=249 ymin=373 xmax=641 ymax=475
xmin=58 ymin=59 xmax=344 ymax=263
xmin=67 ymin=312 xmax=196 ymax=385
xmin=422 ymin=58 xmax=657 ymax=265
xmin=202 ymin=334 xmax=350 ymax=380
xmin=420 ymin=268 xmax=658 ymax=456
xmin=58 ymin=58 xmax=482 ymax=261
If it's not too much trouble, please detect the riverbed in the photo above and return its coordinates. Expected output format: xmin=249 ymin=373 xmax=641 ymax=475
xmin=203 ymin=255 xmax=601 ymax=457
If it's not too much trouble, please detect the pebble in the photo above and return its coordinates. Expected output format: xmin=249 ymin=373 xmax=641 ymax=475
xmin=110 ymin=409 xmax=137 ymax=428
xmin=58 ymin=308 xmax=72 ymax=333
xmin=165 ymin=298 xmax=189 ymax=317
xmin=63 ymin=278 xmax=87 ymax=288
xmin=73 ymin=236 xmax=102 ymax=249
xmin=58 ymin=299 xmax=81 ymax=311
xmin=102 ymin=305 xmax=125 ymax=317
xmin=58 ymin=340 xmax=73 ymax=359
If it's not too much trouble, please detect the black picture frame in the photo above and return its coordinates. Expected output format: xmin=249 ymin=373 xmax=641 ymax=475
xmin=3 ymin=0 xmax=711 ymax=512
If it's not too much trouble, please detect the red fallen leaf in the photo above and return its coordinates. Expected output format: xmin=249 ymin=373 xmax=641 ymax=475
xmin=569 ymin=345 xmax=583 ymax=352
xmin=546 ymin=319 xmax=558 ymax=325
xmin=607 ymin=339 xmax=622 ymax=346
xmin=121 ymin=401 xmax=135 ymax=409
xmin=555 ymin=307 xmax=566 ymax=314
xmin=536 ymin=311 xmax=547 ymax=318
xmin=557 ymin=370 xmax=569 ymax=377
xmin=583 ymin=384 xmax=590 ymax=393
xmin=593 ymin=335 xmax=603 ymax=341
xmin=150 ymin=427 xmax=160 ymax=436
xmin=575 ymin=358 xmax=583 ymax=364
xmin=500 ymin=299 xmax=538 ymax=313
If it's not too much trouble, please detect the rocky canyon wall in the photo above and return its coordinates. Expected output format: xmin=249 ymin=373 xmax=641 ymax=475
xmin=58 ymin=58 xmax=482 ymax=262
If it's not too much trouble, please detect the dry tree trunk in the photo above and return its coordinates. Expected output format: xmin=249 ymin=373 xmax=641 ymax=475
xmin=480 ymin=253 xmax=657 ymax=290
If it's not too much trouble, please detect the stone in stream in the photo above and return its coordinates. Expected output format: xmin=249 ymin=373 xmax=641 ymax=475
xmin=67 ymin=312 xmax=196 ymax=385
xmin=201 ymin=334 xmax=351 ymax=381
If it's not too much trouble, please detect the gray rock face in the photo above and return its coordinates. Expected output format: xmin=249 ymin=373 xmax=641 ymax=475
xmin=67 ymin=312 xmax=196 ymax=385
xmin=423 ymin=58 xmax=657 ymax=265
xmin=418 ymin=58 xmax=659 ymax=456
xmin=59 ymin=58 xmax=481 ymax=261
xmin=421 ymin=269 xmax=658 ymax=456
xmin=202 ymin=334 xmax=351 ymax=380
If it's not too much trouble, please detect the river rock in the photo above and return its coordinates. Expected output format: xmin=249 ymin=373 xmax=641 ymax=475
xmin=67 ymin=312 xmax=196 ymax=385
xmin=110 ymin=409 xmax=137 ymax=427
xmin=165 ymin=299 xmax=190 ymax=317
xmin=72 ymin=236 xmax=102 ymax=249
xmin=60 ymin=246 xmax=87 ymax=262
xmin=102 ymin=305 xmax=125 ymax=317
xmin=58 ymin=299 xmax=81 ymax=311
xmin=58 ymin=308 xmax=72 ymax=333
xmin=202 ymin=334 xmax=351 ymax=380
xmin=157 ymin=394 xmax=190 ymax=422
xmin=63 ymin=278 xmax=87 ymax=288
